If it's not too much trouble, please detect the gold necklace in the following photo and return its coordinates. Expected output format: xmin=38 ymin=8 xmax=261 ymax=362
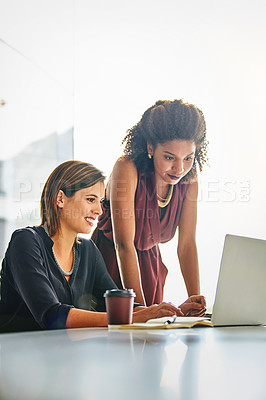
xmin=157 ymin=185 xmax=173 ymax=208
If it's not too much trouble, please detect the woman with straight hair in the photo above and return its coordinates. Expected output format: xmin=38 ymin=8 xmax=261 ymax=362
xmin=0 ymin=160 xmax=206 ymax=332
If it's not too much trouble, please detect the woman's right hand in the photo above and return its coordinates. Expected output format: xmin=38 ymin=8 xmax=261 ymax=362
xmin=179 ymin=295 xmax=206 ymax=316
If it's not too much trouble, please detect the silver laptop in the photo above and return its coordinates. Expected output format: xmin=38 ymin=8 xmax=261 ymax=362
xmin=211 ymin=234 xmax=266 ymax=326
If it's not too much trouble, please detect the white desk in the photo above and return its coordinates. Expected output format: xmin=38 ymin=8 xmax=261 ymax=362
xmin=0 ymin=326 xmax=265 ymax=400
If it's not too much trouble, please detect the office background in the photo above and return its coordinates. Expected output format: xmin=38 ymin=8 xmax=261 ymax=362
xmin=1 ymin=0 xmax=266 ymax=308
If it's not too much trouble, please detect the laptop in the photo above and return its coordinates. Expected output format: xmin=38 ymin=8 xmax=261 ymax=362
xmin=210 ymin=234 xmax=266 ymax=326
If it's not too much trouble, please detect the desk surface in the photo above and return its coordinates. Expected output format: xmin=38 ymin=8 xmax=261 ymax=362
xmin=0 ymin=325 xmax=265 ymax=400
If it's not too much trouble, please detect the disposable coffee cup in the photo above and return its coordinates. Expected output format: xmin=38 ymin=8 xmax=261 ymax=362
xmin=104 ymin=289 xmax=136 ymax=325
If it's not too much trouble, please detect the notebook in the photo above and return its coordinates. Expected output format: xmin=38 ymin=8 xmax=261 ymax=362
xmin=210 ymin=234 xmax=266 ymax=326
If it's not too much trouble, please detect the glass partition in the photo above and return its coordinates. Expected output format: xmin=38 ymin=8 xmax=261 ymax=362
xmin=0 ymin=1 xmax=74 ymax=259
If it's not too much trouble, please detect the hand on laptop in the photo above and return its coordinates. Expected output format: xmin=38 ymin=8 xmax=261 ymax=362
xmin=179 ymin=295 xmax=206 ymax=317
xmin=133 ymin=302 xmax=184 ymax=322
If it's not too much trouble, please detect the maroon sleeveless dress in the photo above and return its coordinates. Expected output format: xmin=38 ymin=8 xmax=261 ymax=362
xmin=91 ymin=170 xmax=189 ymax=306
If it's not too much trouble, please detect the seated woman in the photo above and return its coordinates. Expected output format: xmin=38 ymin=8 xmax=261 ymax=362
xmin=0 ymin=160 xmax=206 ymax=332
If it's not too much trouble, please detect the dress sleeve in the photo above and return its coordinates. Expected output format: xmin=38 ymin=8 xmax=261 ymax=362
xmin=90 ymin=241 xmax=117 ymax=312
xmin=6 ymin=229 xmax=73 ymax=329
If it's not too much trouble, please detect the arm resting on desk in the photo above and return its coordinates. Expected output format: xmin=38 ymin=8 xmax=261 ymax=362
xmin=66 ymin=308 xmax=108 ymax=328
xmin=66 ymin=302 xmax=183 ymax=328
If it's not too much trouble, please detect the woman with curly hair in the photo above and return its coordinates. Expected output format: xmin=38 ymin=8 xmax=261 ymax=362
xmin=92 ymin=99 xmax=208 ymax=307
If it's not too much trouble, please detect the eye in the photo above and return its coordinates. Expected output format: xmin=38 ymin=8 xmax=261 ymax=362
xmin=164 ymin=155 xmax=174 ymax=160
xmin=185 ymin=156 xmax=194 ymax=162
xmin=87 ymin=197 xmax=95 ymax=203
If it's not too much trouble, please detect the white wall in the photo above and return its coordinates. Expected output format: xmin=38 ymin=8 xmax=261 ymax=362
xmin=74 ymin=0 xmax=266 ymax=308
xmin=0 ymin=0 xmax=74 ymax=159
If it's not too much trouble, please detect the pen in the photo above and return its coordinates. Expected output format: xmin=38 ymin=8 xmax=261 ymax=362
xmin=164 ymin=315 xmax=177 ymax=325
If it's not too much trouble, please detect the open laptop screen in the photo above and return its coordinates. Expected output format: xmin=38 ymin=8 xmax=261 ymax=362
xmin=211 ymin=234 xmax=266 ymax=326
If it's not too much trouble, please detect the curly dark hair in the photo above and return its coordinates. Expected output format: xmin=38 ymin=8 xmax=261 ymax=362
xmin=122 ymin=99 xmax=208 ymax=182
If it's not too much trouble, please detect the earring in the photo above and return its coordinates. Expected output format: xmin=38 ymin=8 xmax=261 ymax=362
xmin=148 ymin=153 xmax=152 ymax=159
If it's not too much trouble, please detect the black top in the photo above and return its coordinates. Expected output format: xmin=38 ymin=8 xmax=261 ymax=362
xmin=0 ymin=226 xmax=117 ymax=331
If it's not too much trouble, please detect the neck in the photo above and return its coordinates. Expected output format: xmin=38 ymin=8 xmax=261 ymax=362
xmin=43 ymin=222 xmax=76 ymax=253
xmin=155 ymin=180 xmax=170 ymax=200
xmin=49 ymin=226 xmax=76 ymax=257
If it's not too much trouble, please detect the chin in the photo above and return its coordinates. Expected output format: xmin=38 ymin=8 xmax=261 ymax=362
xmin=80 ymin=226 xmax=92 ymax=235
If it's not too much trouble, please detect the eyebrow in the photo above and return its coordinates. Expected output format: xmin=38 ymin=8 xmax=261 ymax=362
xmin=85 ymin=193 xmax=98 ymax=198
xmin=163 ymin=151 xmax=195 ymax=157
xmin=85 ymin=193 xmax=104 ymax=201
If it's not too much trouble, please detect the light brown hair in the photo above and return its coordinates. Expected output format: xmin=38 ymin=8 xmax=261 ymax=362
xmin=40 ymin=160 xmax=105 ymax=236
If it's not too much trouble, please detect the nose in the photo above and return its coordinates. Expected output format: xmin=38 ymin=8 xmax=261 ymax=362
xmin=94 ymin=201 xmax=103 ymax=216
xmin=172 ymin=160 xmax=184 ymax=175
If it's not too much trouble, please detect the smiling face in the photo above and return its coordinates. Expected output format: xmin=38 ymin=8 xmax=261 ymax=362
xmin=147 ymin=140 xmax=196 ymax=186
xmin=57 ymin=181 xmax=105 ymax=236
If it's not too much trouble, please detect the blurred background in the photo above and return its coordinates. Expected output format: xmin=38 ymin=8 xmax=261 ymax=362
xmin=1 ymin=0 xmax=266 ymax=308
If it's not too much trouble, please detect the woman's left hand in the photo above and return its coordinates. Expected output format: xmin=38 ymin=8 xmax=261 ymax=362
xmin=179 ymin=295 xmax=206 ymax=317
xmin=133 ymin=302 xmax=183 ymax=323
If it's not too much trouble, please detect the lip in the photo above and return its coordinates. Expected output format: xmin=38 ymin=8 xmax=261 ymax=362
xmin=167 ymin=174 xmax=181 ymax=181
xmin=85 ymin=217 xmax=95 ymax=227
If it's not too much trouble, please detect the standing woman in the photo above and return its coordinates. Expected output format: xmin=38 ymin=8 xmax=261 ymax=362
xmin=1 ymin=160 xmax=204 ymax=332
xmin=92 ymin=99 xmax=208 ymax=306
